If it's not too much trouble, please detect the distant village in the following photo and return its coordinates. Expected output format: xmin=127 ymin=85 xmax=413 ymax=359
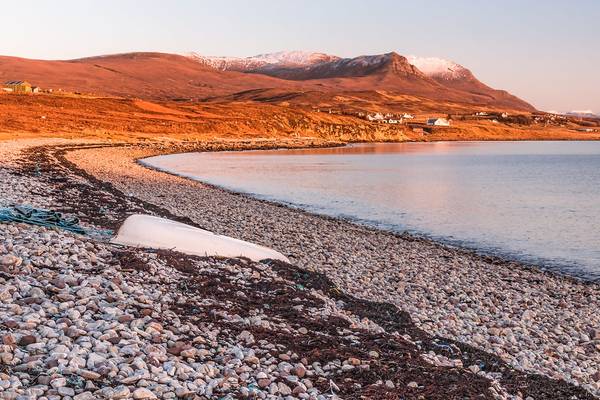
xmin=313 ymin=108 xmax=456 ymax=134
xmin=313 ymin=107 xmax=599 ymax=134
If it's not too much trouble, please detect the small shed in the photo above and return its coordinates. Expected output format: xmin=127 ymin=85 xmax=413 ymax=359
xmin=4 ymin=81 xmax=33 ymax=94
xmin=426 ymin=118 xmax=451 ymax=126
xmin=367 ymin=112 xmax=385 ymax=122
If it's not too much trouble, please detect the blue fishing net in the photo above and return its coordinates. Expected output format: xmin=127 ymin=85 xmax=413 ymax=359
xmin=0 ymin=205 xmax=87 ymax=234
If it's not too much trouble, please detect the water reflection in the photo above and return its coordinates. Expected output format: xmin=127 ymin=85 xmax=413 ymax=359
xmin=226 ymin=142 xmax=475 ymax=156
xmin=144 ymin=141 xmax=600 ymax=280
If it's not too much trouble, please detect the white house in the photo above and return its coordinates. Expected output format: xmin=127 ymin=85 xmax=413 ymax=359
xmin=402 ymin=113 xmax=414 ymax=119
xmin=426 ymin=118 xmax=451 ymax=126
xmin=387 ymin=118 xmax=402 ymax=124
xmin=367 ymin=112 xmax=385 ymax=122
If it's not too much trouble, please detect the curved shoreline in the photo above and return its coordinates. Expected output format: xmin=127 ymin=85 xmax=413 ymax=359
xmin=60 ymin=141 xmax=600 ymax=395
xmin=1 ymin=138 xmax=599 ymax=398
xmin=137 ymin=146 xmax=598 ymax=285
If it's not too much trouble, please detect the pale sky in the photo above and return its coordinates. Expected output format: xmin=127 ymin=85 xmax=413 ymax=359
xmin=1 ymin=0 xmax=599 ymax=112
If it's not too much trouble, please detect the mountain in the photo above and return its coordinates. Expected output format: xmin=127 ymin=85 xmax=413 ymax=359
xmin=566 ymin=110 xmax=599 ymax=119
xmin=0 ymin=52 xmax=297 ymax=99
xmin=0 ymin=51 xmax=535 ymax=111
xmin=187 ymin=51 xmax=340 ymax=72
xmin=193 ymin=51 xmax=433 ymax=79
xmin=191 ymin=51 xmax=534 ymax=111
xmin=404 ymin=55 xmax=535 ymax=111
xmin=248 ymin=52 xmax=431 ymax=80
xmin=406 ymin=56 xmax=471 ymax=81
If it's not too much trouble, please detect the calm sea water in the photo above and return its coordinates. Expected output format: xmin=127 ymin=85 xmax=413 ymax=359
xmin=143 ymin=142 xmax=600 ymax=280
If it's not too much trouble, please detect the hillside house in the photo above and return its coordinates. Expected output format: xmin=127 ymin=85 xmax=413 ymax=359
xmin=367 ymin=112 xmax=385 ymax=122
xmin=3 ymin=81 xmax=32 ymax=94
xmin=426 ymin=118 xmax=451 ymax=126
xmin=402 ymin=113 xmax=414 ymax=119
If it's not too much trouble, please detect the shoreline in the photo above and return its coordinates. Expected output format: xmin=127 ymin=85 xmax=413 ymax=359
xmin=65 ymin=141 xmax=600 ymax=389
xmin=1 ymin=138 xmax=599 ymax=399
xmin=138 ymin=143 xmax=599 ymax=285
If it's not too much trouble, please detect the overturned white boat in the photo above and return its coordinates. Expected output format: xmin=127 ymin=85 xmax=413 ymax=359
xmin=111 ymin=214 xmax=289 ymax=263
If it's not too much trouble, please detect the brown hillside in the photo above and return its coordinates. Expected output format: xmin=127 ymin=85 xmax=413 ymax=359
xmin=1 ymin=52 xmax=534 ymax=111
xmin=0 ymin=52 xmax=298 ymax=99
xmin=244 ymin=52 xmax=535 ymax=111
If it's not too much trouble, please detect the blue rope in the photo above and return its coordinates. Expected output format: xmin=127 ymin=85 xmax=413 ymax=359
xmin=0 ymin=205 xmax=88 ymax=235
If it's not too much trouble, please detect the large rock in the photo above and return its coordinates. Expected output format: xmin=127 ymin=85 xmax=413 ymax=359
xmin=132 ymin=388 xmax=157 ymax=399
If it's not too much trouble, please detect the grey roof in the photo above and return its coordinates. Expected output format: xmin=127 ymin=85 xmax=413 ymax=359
xmin=4 ymin=81 xmax=30 ymax=85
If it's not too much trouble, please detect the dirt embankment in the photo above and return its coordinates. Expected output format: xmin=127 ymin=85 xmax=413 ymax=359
xmin=0 ymin=94 xmax=411 ymax=143
xmin=2 ymin=93 xmax=599 ymax=144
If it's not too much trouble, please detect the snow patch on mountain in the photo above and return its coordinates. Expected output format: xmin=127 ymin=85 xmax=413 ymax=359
xmin=406 ymin=56 xmax=469 ymax=80
xmin=187 ymin=51 xmax=471 ymax=80
xmin=249 ymin=51 xmax=339 ymax=66
xmin=566 ymin=110 xmax=598 ymax=118
xmin=185 ymin=51 xmax=338 ymax=71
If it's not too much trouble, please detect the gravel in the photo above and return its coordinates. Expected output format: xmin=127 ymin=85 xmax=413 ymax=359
xmin=0 ymin=139 xmax=597 ymax=399
xmin=67 ymin=144 xmax=600 ymax=396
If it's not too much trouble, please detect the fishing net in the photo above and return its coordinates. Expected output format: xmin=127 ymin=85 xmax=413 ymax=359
xmin=0 ymin=205 xmax=86 ymax=234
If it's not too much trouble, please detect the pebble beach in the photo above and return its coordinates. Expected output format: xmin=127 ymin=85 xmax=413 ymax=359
xmin=0 ymin=138 xmax=599 ymax=399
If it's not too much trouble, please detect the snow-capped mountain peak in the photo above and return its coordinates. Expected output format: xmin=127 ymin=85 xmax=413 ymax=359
xmin=566 ymin=110 xmax=598 ymax=118
xmin=185 ymin=51 xmax=339 ymax=72
xmin=406 ymin=56 xmax=470 ymax=80
xmin=187 ymin=51 xmax=473 ymax=81
xmin=246 ymin=51 xmax=340 ymax=66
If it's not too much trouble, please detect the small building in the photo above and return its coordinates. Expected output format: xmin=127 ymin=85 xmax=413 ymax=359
xmin=367 ymin=112 xmax=385 ymax=122
xmin=31 ymin=86 xmax=41 ymax=93
xmin=3 ymin=81 xmax=33 ymax=94
xmin=402 ymin=113 xmax=414 ymax=119
xmin=426 ymin=118 xmax=451 ymax=126
xmin=387 ymin=118 xmax=402 ymax=124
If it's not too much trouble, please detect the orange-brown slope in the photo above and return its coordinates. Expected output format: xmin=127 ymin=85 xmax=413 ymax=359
xmin=427 ymin=67 xmax=535 ymax=112
xmin=0 ymin=51 xmax=534 ymax=111
xmin=0 ymin=52 xmax=299 ymax=99
xmin=245 ymin=52 xmax=535 ymax=111
xmin=0 ymin=92 xmax=413 ymax=143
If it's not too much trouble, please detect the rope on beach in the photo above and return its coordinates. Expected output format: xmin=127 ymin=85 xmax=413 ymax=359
xmin=0 ymin=205 xmax=88 ymax=235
